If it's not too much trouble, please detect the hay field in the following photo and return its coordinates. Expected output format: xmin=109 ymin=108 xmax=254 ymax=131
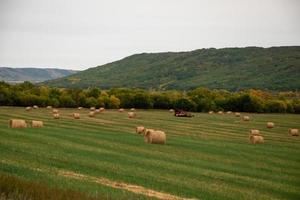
xmin=0 ymin=107 xmax=300 ymax=200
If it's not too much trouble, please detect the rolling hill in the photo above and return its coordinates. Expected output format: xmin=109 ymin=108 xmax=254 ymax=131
xmin=0 ymin=67 xmax=78 ymax=83
xmin=44 ymin=46 xmax=300 ymax=91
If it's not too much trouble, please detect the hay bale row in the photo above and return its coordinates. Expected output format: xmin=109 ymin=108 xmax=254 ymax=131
xmin=9 ymin=119 xmax=43 ymax=128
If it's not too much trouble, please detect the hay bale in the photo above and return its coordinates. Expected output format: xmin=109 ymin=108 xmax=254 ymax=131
xmin=78 ymin=107 xmax=83 ymax=110
xmin=46 ymin=106 xmax=52 ymax=109
xmin=267 ymin=122 xmax=274 ymax=128
xmin=136 ymin=126 xmax=145 ymax=134
xmin=53 ymin=113 xmax=60 ymax=119
xmin=25 ymin=107 xmax=32 ymax=111
xmin=249 ymin=135 xmax=264 ymax=144
xmin=31 ymin=120 xmax=43 ymax=128
xmin=144 ymin=130 xmax=166 ymax=144
xmin=99 ymin=107 xmax=105 ymax=112
xmin=128 ymin=112 xmax=136 ymax=118
xmin=235 ymin=112 xmax=241 ymax=117
xmin=208 ymin=111 xmax=214 ymax=114
xmin=289 ymin=129 xmax=299 ymax=136
xmin=217 ymin=111 xmax=223 ymax=114
xmin=130 ymin=108 xmax=135 ymax=111
xmin=52 ymin=109 xmax=59 ymax=114
xmin=95 ymin=109 xmax=100 ymax=113
xmin=73 ymin=113 xmax=80 ymax=119
xmin=90 ymin=107 xmax=95 ymax=111
xmin=118 ymin=108 xmax=124 ymax=112
xmin=169 ymin=109 xmax=174 ymax=113
xmin=89 ymin=111 xmax=95 ymax=117
xmin=250 ymin=129 xmax=261 ymax=136
xmin=243 ymin=116 xmax=250 ymax=121
xmin=226 ymin=111 xmax=232 ymax=114
xmin=9 ymin=119 xmax=27 ymax=128
xmin=33 ymin=105 xmax=38 ymax=109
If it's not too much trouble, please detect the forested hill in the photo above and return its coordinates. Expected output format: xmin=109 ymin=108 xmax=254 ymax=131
xmin=44 ymin=46 xmax=300 ymax=91
xmin=0 ymin=67 xmax=78 ymax=83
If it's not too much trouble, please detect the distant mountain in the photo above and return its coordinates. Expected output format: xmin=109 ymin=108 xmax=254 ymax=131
xmin=0 ymin=67 xmax=78 ymax=83
xmin=44 ymin=46 xmax=300 ymax=91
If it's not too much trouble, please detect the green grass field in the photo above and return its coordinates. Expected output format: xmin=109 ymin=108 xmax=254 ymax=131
xmin=0 ymin=107 xmax=300 ymax=200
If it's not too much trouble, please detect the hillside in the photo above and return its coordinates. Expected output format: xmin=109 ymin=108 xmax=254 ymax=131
xmin=0 ymin=67 xmax=78 ymax=83
xmin=44 ymin=46 xmax=300 ymax=90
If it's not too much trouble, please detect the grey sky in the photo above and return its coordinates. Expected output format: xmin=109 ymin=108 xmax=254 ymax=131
xmin=0 ymin=0 xmax=299 ymax=70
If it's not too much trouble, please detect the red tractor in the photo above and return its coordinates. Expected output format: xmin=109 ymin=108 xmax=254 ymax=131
xmin=174 ymin=109 xmax=193 ymax=117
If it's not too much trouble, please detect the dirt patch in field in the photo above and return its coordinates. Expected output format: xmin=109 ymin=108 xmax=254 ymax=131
xmin=59 ymin=170 xmax=197 ymax=200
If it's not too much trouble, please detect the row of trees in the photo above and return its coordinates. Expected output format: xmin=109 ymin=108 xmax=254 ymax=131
xmin=0 ymin=81 xmax=299 ymax=113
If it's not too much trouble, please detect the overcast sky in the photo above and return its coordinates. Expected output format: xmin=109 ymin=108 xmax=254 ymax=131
xmin=0 ymin=0 xmax=299 ymax=70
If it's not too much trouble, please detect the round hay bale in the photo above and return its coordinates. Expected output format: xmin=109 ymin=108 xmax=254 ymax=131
xmin=90 ymin=107 xmax=95 ymax=111
xmin=289 ymin=129 xmax=299 ymax=136
xmin=33 ymin=105 xmax=38 ymax=109
xmin=250 ymin=129 xmax=260 ymax=136
xmin=217 ymin=111 xmax=223 ymax=114
xmin=52 ymin=109 xmax=59 ymax=114
xmin=46 ymin=106 xmax=52 ymax=109
xmin=31 ymin=120 xmax=43 ymax=128
xmin=249 ymin=135 xmax=264 ymax=144
xmin=73 ymin=113 xmax=80 ymax=119
xmin=9 ymin=119 xmax=27 ymax=128
xmin=136 ymin=126 xmax=145 ymax=134
xmin=169 ymin=109 xmax=174 ymax=113
xmin=25 ymin=107 xmax=32 ymax=111
xmin=144 ymin=130 xmax=166 ymax=144
xmin=89 ymin=111 xmax=95 ymax=117
xmin=267 ymin=122 xmax=274 ymax=128
xmin=128 ymin=112 xmax=136 ymax=118
xmin=78 ymin=107 xmax=83 ymax=110
xmin=208 ymin=111 xmax=214 ymax=114
xmin=99 ymin=107 xmax=105 ymax=112
xmin=235 ymin=112 xmax=241 ymax=117
xmin=53 ymin=113 xmax=60 ymax=119
xmin=130 ymin=108 xmax=135 ymax=111
xmin=95 ymin=109 xmax=100 ymax=113
xmin=243 ymin=116 xmax=250 ymax=121
xmin=226 ymin=111 xmax=232 ymax=114
xmin=118 ymin=108 xmax=124 ymax=112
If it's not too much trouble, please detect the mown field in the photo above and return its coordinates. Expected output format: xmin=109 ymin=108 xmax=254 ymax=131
xmin=0 ymin=107 xmax=300 ymax=200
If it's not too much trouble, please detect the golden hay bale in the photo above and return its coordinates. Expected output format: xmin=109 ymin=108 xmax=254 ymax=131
xmin=9 ymin=119 xmax=27 ymax=128
xmin=130 ymin=108 xmax=135 ymax=111
xmin=249 ymin=135 xmax=264 ymax=144
xmin=25 ymin=107 xmax=32 ymax=111
xmin=89 ymin=111 xmax=95 ymax=117
xmin=53 ymin=113 xmax=60 ymax=119
xmin=73 ymin=113 xmax=80 ymax=119
xmin=169 ymin=109 xmax=174 ymax=113
xmin=235 ymin=112 xmax=241 ymax=117
xmin=217 ymin=111 xmax=223 ymax=114
xmin=136 ymin=126 xmax=145 ymax=134
xmin=78 ymin=107 xmax=83 ymax=110
xmin=33 ymin=105 xmax=38 ymax=109
xmin=90 ymin=107 xmax=95 ymax=111
xmin=267 ymin=122 xmax=274 ymax=128
xmin=52 ymin=109 xmax=59 ymax=114
xmin=118 ymin=108 xmax=124 ymax=112
xmin=46 ymin=106 xmax=52 ymax=109
xmin=250 ymin=129 xmax=261 ymax=136
xmin=226 ymin=111 xmax=232 ymax=114
xmin=128 ymin=112 xmax=136 ymax=118
xmin=99 ymin=107 xmax=105 ymax=112
xmin=31 ymin=120 xmax=43 ymax=128
xmin=144 ymin=130 xmax=166 ymax=144
xmin=243 ymin=116 xmax=250 ymax=121
xmin=208 ymin=111 xmax=214 ymax=114
xmin=289 ymin=129 xmax=299 ymax=136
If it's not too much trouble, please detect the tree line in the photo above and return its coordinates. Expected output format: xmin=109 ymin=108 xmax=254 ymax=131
xmin=0 ymin=81 xmax=299 ymax=113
